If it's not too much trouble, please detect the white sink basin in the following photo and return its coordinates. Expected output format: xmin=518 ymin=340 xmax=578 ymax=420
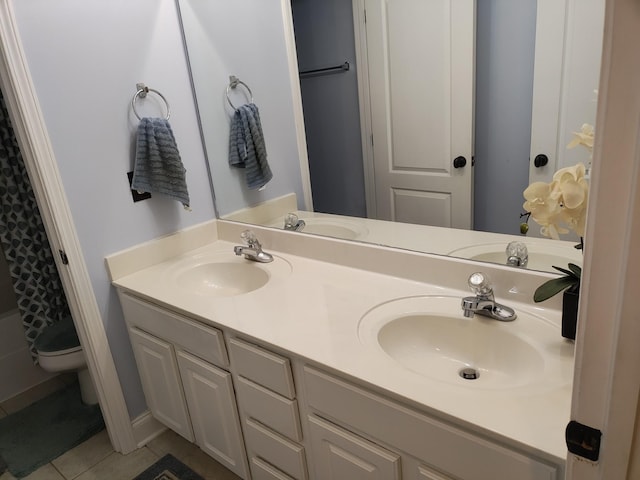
xmin=448 ymin=241 xmax=583 ymax=273
xmin=358 ymin=296 xmax=573 ymax=390
xmin=167 ymin=252 xmax=291 ymax=297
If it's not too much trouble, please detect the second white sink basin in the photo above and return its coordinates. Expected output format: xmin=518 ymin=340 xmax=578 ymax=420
xmin=448 ymin=241 xmax=582 ymax=273
xmin=166 ymin=252 xmax=291 ymax=297
xmin=358 ymin=296 xmax=573 ymax=390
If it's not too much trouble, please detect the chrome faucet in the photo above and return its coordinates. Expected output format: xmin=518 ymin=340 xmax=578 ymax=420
xmin=461 ymin=272 xmax=517 ymax=321
xmin=283 ymin=213 xmax=305 ymax=232
xmin=505 ymin=241 xmax=528 ymax=268
xmin=233 ymin=230 xmax=274 ymax=263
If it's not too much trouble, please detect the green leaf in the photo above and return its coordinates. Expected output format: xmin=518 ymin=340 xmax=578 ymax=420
xmin=534 ymin=276 xmax=579 ymax=302
xmin=567 ymin=263 xmax=582 ymax=278
xmin=552 ymin=265 xmax=579 ymax=278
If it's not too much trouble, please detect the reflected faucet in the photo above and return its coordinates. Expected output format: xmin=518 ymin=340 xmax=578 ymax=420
xmin=461 ymin=272 xmax=517 ymax=321
xmin=506 ymin=241 xmax=528 ymax=268
xmin=283 ymin=213 xmax=305 ymax=232
xmin=233 ymin=230 xmax=274 ymax=263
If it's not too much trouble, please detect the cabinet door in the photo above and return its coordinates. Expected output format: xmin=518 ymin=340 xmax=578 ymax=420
xmin=176 ymin=350 xmax=249 ymax=479
xmin=307 ymin=415 xmax=400 ymax=480
xmin=128 ymin=328 xmax=193 ymax=441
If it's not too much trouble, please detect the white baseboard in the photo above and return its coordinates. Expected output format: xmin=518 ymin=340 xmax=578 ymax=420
xmin=131 ymin=411 xmax=166 ymax=448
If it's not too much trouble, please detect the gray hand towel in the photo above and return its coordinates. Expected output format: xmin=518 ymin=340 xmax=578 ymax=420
xmin=132 ymin=117 xmax=190 ymax=209
xmin=228 ymin=103 xmax=273 ymax=190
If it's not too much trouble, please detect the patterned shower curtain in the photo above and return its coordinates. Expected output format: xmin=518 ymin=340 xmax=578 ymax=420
xmin=0 ymin=89 xmax=70 ymax=361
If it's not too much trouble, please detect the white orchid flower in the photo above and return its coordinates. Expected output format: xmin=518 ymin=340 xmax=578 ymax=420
xmin=523 ymin=163 xmax=588 ymax=239
xmin=567 ymin=124 xmax=595 ymax=152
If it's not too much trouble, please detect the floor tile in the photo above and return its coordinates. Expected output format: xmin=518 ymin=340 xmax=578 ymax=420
xmin=146 ymin=430 xmax=198 ymax=461
xmin=180 ymin=449 xmax=242 ymax=480
xmin=0 ymin=377 xmax=65 ymax=414
xmin=0 ymin=470 xmax=16 ymax=480
xmin=21 ymin=464 xmax=64 ymax=480
xmin=74 ymin=448 xmax=158 ymax=480
xmin=52 ymin=430 xmax=113 ymax=479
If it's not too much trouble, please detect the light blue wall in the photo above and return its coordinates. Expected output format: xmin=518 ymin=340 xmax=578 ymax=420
xmin=13 ymin=0 xmax=216 ymax=418
xmin=474 ymin=0 xmax=537 ymax=234
xmin=178 ymin=0 xmax=306 ymax=217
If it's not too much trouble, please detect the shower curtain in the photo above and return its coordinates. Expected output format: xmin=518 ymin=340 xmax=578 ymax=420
xmin=0 ymin=89 xmax=70 ymax=361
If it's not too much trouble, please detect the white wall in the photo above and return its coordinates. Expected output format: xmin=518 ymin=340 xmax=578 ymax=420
xmin=178 ymin=0 xmax=305 ymax=216
xmin=11 ymin=0 xmax=216 ymax=417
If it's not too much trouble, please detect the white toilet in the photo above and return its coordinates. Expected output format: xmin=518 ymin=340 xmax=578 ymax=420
xmin=34 ymin=315 xmax=98 ymax=405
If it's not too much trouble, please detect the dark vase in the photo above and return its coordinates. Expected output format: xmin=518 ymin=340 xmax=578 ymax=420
xmin=562 ymin=286 xmax=580 ymax=340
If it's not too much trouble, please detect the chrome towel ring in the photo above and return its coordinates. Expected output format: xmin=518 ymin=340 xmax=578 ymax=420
xmin=226 ymin=75 xmax=254 ymax=110
xmin=132 ymin=83 xmax=170 ymax=120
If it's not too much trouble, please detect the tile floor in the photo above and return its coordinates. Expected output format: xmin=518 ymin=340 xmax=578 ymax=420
xmin=0 ymin=378 xmax=240 ymax=480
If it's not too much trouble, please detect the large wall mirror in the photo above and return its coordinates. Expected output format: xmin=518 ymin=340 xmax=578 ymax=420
xmin=176 ymin=0 xmax=604 ymax=273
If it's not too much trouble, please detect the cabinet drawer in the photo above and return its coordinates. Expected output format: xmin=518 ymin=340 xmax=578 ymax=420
xmin=307 ymin=415 xmax=401 ymax=480
xmin=119 ymin=292 xmax=228 ymax=368
xmin=236 ymin=376 xmax=303 ymax=441
xmin=251 ymin=457 xmax=296 ymax=480
xmin=303 ymin=366 xmax=558 ymax=480
xmin=228 ymin=337 xmax=295 ymax=399
xmin=244 ymin=418 xmax=307 ymax=480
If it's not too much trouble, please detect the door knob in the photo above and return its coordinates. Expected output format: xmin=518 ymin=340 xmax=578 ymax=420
xmin=534 ymin=154 xmax=549 ymax=168
xmin=453 ymin=156 xmax=467 ymax=168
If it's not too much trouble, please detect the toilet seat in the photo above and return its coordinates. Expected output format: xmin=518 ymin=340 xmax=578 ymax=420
xmin=38 ymin=346 xmax=85 ymax=371
xmin=35 ymin=316 xmax=85 ymax=372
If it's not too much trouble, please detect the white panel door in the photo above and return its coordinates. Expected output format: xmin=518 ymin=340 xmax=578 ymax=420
xmin=529 ymin=0 xmax=604 ymax=185
xmin=176 ymin=350 xmax=249 ymax=480
xmin=128 ymin=328 xmax=194 ymax=442
xmin=363 ymin=0 xmax=475 ymax=229
xmin=307 ymin=415 xmax=400 ymax=479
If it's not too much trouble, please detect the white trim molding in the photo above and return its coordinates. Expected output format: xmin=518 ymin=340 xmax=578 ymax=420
xmin=567 ymin=0 xmax=640 ymax=477
xmin=0 ymin=0 xmax=136 ymax=453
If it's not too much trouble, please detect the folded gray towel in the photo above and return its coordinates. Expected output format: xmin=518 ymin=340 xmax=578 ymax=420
xmin=229 ymin=103 xmax=273 ymax=189
xmin=132 ymin=117 xmax=190 ymax=209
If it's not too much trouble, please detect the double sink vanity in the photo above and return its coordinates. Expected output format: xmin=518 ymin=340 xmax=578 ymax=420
xmin=106 ymin=219 xmax=574 ymax=480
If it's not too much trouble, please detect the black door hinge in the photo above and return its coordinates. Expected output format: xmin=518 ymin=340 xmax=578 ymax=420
xmin=59 ymin=249 xmax=69 ymax=265
xmin=566 ymin=420 xmax=602 ymax=461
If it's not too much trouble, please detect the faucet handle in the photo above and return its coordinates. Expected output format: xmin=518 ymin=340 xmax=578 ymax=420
xmin=506 ymin=241 xmax=528 ymax=267
xmin=468 ymin=272 xmax=493 ymax=296
xmin=284 ymin=213 xmax=299 ymax=229
xmin=240 ymin=229 xmax=260 ymax=247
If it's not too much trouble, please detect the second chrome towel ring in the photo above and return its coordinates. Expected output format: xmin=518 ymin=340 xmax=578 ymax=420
xmin=226 ymin=75 xmax=254 ymax=110
xmin=132 ymin=83 xmax=170 ymax=120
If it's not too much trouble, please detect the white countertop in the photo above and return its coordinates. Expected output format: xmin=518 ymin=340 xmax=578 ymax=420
xmin=110 ymin=234 xmax=573 ymax=465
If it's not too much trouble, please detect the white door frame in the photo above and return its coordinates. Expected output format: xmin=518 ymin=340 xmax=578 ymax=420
xmin=0 ymin=0 xmax=136 ymax=454
xmin=566 ymin=0 xmax=640 ymax=476
xmin=352 ymin=0 xmax=377 ymax=219
xmin=280 ymin=0 xmax=314 ymax=212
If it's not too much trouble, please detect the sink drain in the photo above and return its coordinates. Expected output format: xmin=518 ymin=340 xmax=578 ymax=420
xmin=459 ymin=367 xmax=480 ymax=380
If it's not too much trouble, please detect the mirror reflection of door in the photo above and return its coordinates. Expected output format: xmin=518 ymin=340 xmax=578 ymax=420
xmin=292 ymin=0 xmax=474 ymax=229
xmin=364 ymin=0 xmax=474 ymax=229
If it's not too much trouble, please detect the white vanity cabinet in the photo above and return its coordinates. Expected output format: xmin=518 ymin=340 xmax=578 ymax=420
xmin=119 ymin=292 xmax=249 ymax=479
xmin=301 ymin=366 xmax=561 ymax=480
xmin=117 ymin=290 xmax=563 ymax=480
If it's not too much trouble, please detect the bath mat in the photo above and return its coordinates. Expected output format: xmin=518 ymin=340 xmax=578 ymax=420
xmin=134 ymin=454 xmax=204 ymax=480
xmin=0 ymin=381 xmax=104 ymax=478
